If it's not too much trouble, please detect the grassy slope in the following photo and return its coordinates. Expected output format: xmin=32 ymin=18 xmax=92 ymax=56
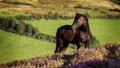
xmin=24 ymin=19 xmax=120 ymax=44
xmin=0 ymin=29 xmax=55 ymax=64
xmin=90 ymin=19 xmax=120 ymax=44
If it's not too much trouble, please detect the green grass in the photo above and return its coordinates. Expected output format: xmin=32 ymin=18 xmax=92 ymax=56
xmin=89 ymin=19 xmax=120 ymax=44
xmin=24 ymin=19 xmax=120 ymax=44
xmin=24 ymin=19 xmax=73 ymax=36
xmin=0 ymin=29 xmax=73 ymax=64
xmin=0 ymin=29 xmax=53 ymax=64
xmin=24 ymin=20 xmax=70 ymax=36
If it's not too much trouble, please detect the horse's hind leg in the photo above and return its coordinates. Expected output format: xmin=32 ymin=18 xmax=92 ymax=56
xmin=61 ymin=42 xmax=69 ymax=52
xmin=77 ymin=42 xmax=82 ymax=50
xmin=54 ymin=38 xmax=63 ymax=53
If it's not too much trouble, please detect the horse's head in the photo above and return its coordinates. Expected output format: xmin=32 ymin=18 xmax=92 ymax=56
xmin=72 ymin=13 xmax=88 ymax=30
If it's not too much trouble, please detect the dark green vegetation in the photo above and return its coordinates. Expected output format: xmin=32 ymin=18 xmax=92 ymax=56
xmin=0 ymin=16 xmax=55 ymax=42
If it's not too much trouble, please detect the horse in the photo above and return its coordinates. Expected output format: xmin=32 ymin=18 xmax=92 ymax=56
xmin=54 ymin=13 xmax=92 ymax=53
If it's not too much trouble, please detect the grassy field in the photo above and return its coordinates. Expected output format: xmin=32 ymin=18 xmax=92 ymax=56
xmin=0 ymin=29 xmax=53 ymax=63
xmin=90 ymin=19 xmax=120 ymax=44
xmin=25 ymin=19 xmax=73 ymax=36
xmin=25 ymin=19 xmax=120 ymax=44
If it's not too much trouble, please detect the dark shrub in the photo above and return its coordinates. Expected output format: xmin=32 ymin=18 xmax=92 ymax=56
xmin=15 ymin=23 xmax=25 ymax=34
xmin=32 ymin=28 xmax=40 ymax=38
xmin=24 ymin=24 xmax=33 ymax=36
xmin=90 ymin=36 xmax=100 ymax=47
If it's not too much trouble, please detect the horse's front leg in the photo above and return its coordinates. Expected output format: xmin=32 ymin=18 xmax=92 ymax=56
xmin=85 ymin=42 xmax=89 ymax=48
xmin=77 ymin=42 xmax=82 ymax=50
xmin=61 ymin=42 xmax=69 ymax=53
xmin=85 ymin=35 xmax=91 ymax=48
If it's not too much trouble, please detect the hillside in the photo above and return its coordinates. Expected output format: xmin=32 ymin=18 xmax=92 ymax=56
xmin=0 ymin=29 xmax=55 ymax=64
xmin=0 ymin=43 xmax=120 ymax=68
xmin=0 ymin=0 xmax=120 ymax=17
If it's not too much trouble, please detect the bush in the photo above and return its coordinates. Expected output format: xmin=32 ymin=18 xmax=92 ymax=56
xmin=90 ymin=36 xmax=100 ymax=47
xmin=14 ymin=23 xmax=25 ymax=34
xmin=44 ymin=11 xmax=72 ymax=20
xmin=24 ymin=24 xmax=33 ymax=36
xmin=0 ymin=17 xmax=17 ymax=31
xmin=32 ymin=28 xmax=40 ymax=38
xmin=52 ymin=12 xmax=60 ymax=19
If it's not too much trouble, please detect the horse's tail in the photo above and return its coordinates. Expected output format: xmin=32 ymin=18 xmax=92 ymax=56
xmin=55 ymin=28 xmax=64 ymax=53
xmin=56 ymin=28 xmax=62 ymax=43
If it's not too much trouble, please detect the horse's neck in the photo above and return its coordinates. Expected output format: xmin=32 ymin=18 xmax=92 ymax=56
xmin=78 ymin=25 xmax=87 ymax=31
xmin=83 ymin=23 xmax=92 ymax=37
xmin=83 ymin=22 xmax=90 ymax=31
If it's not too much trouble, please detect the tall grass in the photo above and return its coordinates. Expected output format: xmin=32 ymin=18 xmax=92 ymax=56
xmin=24 ymin=19 xmax=120 ymax=44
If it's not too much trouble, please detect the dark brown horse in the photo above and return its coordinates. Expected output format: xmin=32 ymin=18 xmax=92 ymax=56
xmin=54 ymin=13 xmax=92 ymax=53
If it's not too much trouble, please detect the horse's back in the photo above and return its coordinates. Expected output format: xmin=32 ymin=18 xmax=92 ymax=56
xmin=56 ymin=25 xmax=72 ymax=36
xmin=58 ymin=25 xmax=72 ymax=30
